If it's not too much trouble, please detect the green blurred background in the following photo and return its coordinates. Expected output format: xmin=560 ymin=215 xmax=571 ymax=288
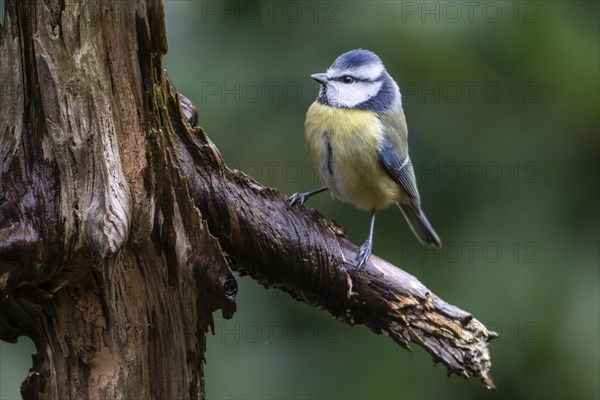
xmin=1 ymin=1 xmax=598 ymax=399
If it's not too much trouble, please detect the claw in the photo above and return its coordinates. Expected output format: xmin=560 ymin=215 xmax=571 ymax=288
xmin=357 ymin=239 xmax=372 ymax=269
xmin=289 ymin=192 xmax=307 ymax=207
xmin=289 ymin=187 xmax=327 ymax=207
xmin=356 ymin=210 xmax=376 ymax=269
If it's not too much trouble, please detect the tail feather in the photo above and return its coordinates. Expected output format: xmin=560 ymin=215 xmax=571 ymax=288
xmin=397 ymin=203 xmax=442 ymax=248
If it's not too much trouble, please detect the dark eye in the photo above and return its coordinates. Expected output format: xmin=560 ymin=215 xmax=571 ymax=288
xmin=341 ymin=75 xmax=355 ymax=84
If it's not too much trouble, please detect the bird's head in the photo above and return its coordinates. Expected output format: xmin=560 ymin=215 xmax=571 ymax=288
xmin=312 ymin=49 xmax=401 ymax=112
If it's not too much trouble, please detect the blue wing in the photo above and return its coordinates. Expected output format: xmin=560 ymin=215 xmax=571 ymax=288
xmin=378 ymin=137 xmax=442 ymax=248
xmin=378 ymin=138 xmax=420 ymax=205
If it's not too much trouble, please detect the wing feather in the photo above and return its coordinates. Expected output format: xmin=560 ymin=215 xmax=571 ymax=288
xmin=379 ymin=137 xmax=420 ymax=205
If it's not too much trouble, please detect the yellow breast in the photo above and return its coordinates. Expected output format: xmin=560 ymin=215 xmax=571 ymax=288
xmin=304 ymin=102 xmax=401 ymax=210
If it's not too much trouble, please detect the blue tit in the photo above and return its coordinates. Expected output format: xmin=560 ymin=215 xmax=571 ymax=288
xmin=290 ymin=49 xmax=441 ymax=268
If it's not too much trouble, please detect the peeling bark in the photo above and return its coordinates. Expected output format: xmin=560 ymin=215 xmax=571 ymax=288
xmin=1 ymin=1 xmax=234 ymax=399
xmin=176 ymin=95 xmax=497 ymax=389
xmin=0 ymin=1 xmax=496 ymax=399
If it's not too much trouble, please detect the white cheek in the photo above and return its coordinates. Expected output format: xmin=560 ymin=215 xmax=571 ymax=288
xmin=327 ymin=81 xmax=383 ymax=108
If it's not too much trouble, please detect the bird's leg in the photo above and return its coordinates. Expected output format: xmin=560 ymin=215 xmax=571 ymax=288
xmin=289 ymin=187 xmax=327 ymax=207
xmin=357 ymin=210 xmax=376 ymax=268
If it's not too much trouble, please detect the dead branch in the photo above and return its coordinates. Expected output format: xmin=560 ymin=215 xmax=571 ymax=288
xmin=173 ymin=88 xmax=498 ymax=388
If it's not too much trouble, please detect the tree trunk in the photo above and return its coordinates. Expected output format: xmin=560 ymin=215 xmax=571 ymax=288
xmin=0 ymin=1 xmax=497 ymax=399
xmin=1 ymin=1 xmax=236 ymax=398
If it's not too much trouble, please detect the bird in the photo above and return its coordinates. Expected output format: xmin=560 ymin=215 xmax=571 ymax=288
xmin=290 ymin=49 xmax=441 ymax=268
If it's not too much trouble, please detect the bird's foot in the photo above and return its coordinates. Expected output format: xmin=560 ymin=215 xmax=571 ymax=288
xmin=289 ymin=192 xmax=309 ymax=207
xmin=357 ymin=239 xmax=373 ymax=269
xmin=289 ymin=187 xmax=327 ymax=207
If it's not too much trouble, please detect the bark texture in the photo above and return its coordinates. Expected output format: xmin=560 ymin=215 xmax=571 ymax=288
xmin=0 ymin=1 xmax=235 ymax=399
xmin=177 ymin=96 xmax=497 ymax=389
xmin=0 ymin=1 xmax=496 ymax=399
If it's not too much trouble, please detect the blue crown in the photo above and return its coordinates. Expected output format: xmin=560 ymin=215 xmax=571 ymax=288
xmin=330 ymin=49 xmax=382 ymax=70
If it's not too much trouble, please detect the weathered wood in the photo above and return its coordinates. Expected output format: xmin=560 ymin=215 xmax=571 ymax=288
xmin=1 ymin=0 xmax=497 ymax=398
xmin=174 ymin=91 xmax=497 ymax=389
xmin=1 ymin=1 xmax=235 ymax=399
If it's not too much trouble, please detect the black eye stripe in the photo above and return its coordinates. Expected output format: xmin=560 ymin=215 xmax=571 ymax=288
xmin=334 ymin=70 xmax=386 ymax=83
xmin=330 ymin=76 xmax=377 ymax=83
xmin=330 ymin=76 xmax=355 ymax=82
